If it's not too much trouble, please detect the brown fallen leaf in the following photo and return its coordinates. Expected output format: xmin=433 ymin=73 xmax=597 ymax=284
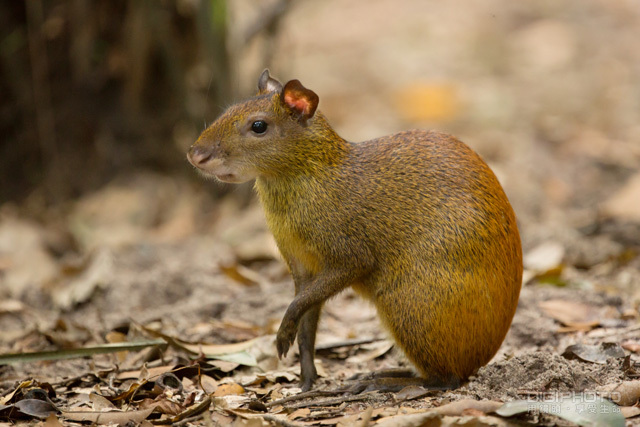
xmin=219 ymin=261 xmax=261 ymax=286
xmin=43 ymin=413 xmax=64 ymax=427
xmin=395 ymin=386 xmax=432 ymax=401
xmin=432 ymin=399 xmax=504 ymax=416
xmin=140 ymin=397 xmax=183 ymax=415
xmin=0 ymin=380 xmax=34 ymax=406
xmin=14 ymin=399 xmax=59 ymax=419
xmin=62 ymin=407 xmax=155 ymax=424
xmin=199 ymin=375 xmax=219 ymax=394
xmin=621 ymin=340 xmax=640 ymax=353
xmin=462 ymin=408 xmax=490 ymax=417
xmin=213 ymin=395 xmax=251 ymax=410
xmin=288 ymin=408 xmax=311 ymax=420
xmin=0 ymin=299 xmax=25 ymax=314
xmin=208 ymin=360 xmax=240 ymax=373
xmin=539 ymin=299 xmax=601 ymax=330
xmin=599 ymin=380 xmax=640 ymax=406
xmin=213 ymin=383 xmax=245 ymax=397
xmin=562 ymin=343 xmax=625 ymax=364
xmin=620 ymin=406 xmax=640 ymax=419
xmin=89 ymin=392 xmax=116 ymax=411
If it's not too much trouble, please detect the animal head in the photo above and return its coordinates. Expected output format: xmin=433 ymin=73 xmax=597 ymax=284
xmin=187 ymin=70 xmax=320 ymax=183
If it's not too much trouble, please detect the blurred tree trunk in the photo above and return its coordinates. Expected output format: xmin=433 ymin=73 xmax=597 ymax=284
xmin=0 ymin=0 xmax=234 ymax=204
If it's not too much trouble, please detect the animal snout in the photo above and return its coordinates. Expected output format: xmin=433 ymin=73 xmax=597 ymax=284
xmin=187 ymin=144 xmax=216 ymax=166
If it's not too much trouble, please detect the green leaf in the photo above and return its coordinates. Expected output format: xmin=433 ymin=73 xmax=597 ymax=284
xmin=496 ymin=395 xmax=624 ymax=427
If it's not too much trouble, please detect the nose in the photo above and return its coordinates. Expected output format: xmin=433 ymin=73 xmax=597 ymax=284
xmin=187 ymin=144 xmax=214 ymax=166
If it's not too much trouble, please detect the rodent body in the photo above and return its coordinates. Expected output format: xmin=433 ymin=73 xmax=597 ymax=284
xmin=188 ymin=70 xmax=523 ymax=390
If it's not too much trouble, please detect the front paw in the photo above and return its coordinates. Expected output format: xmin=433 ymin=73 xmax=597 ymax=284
xmin=276 ymin=320 xmax=297 ymax=358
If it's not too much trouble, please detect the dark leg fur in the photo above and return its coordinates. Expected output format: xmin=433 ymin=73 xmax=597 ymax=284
xmin=298 ymin=304 xmax=322 ymax=391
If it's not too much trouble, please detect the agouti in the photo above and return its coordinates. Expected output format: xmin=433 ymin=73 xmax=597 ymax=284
xmin=188 ymin=70 xmax=523 ymax=392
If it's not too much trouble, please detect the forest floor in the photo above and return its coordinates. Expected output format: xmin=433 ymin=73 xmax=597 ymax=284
xmin=0 ymin=167 xmax=639 ymax=426
xmin=2 ymin=0 xmax=640 ymax=425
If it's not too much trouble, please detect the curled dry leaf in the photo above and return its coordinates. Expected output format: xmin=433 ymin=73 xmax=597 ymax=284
xmin=621 ymin=340 xmax=640 ymax=353
xmin=199 ymin=375 xmax=218 ymax=394
xmin=88 ymin=392 xmax=116 ymax=411
xmin=598 ymin=380 xmax=640 ymax=406
xmin=143 ymin=396 xmax=183 ymax=415
xmin=0 ymin=380 xmax=34 ymax=406
xmin=14 ymin=399 xmax=59 ymax=419
xmin=562 ymin=343 xmax=625 ymax=364
xmin=153 ymin=373 xmax=183 ymax=395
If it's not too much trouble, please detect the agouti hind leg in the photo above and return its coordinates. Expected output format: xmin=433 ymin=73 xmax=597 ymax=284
xmin=297 ymin=304 xmax=322 ymax=391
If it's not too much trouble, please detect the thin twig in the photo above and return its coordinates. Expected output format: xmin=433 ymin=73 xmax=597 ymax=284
xmin=265 ymin=389 xmax=343 ymax=408
xmin=287 ymin=391 xmax=378 ymax=409
xmin=316 ymin=337 xmax=386 ymax=352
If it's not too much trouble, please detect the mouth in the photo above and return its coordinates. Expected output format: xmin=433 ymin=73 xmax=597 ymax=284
xmin=190 ymin=161 xmax=250 ymax=184
xmin=213 ymin=172 xmax=241 ymax=183
xmin=192 ymin=166 xmax=238 ymax=183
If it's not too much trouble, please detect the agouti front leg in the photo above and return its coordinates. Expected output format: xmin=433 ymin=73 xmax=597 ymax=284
xmin=276 ymin=267 xmax=361 ymax=361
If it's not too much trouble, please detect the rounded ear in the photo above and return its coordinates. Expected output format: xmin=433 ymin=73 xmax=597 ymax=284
xmin=281 ymin=79 xmax=319 ymax=122
xmin=258 ymin=69 xmax=283 ymax=94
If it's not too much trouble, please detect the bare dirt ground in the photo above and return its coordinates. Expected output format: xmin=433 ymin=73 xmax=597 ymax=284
xmin=2 ymin=0 xmax=640 ymax=425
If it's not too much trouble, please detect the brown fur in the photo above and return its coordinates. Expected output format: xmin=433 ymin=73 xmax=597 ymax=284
xmin=188 ymin=71 xmax=523 ymax=390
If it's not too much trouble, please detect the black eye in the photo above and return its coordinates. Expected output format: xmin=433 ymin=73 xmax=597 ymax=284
xmin=251 ymin=120 xmax=267 ymax=134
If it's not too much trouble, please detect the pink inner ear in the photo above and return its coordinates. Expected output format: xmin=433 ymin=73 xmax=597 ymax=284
xmin=284 ymin=93 xmax=310 ymax=115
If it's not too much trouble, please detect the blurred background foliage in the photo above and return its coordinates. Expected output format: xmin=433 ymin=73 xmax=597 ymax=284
xmin=1 ymin=0 xmax=291 ymax=204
